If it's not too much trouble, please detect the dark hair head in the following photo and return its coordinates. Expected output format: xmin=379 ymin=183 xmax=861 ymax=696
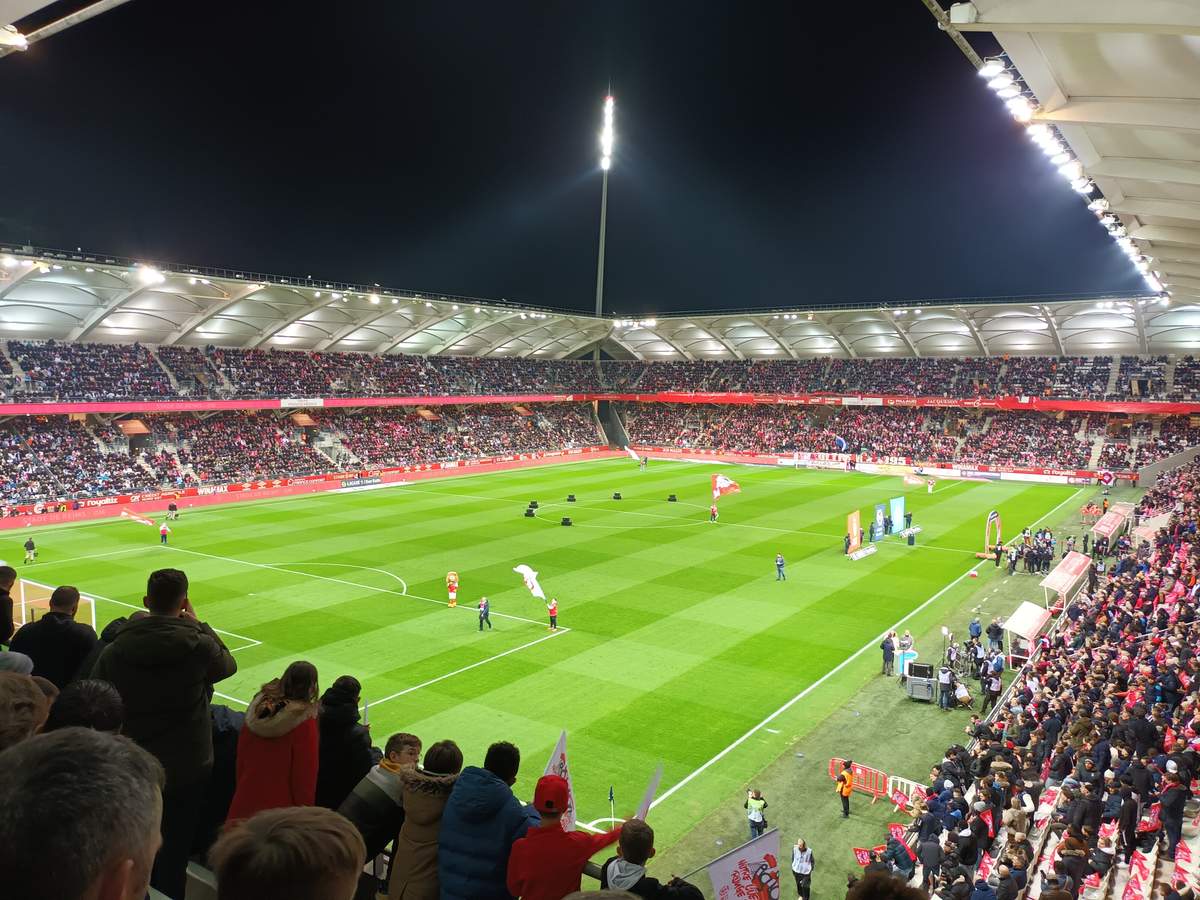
xmin=384 ymin=733 xmax=421 ymax=759
xmin=0 ymin=728 xmax=164 ymax=900
xmin=44 ymin=680 xmax=124 ymax=734
xmin=619 ymin=818 xmax=656 ymax=865
xmin=483 ymin=741 xmax=521 ymax=784
xmin=209 ymin=806 xmax=365 ymax=900
xmin=49 ymin=586 xmax=80 ymax=611
xmin=260 ymin=661 xmax=318 ymax=710
xmin=423 ymin=740 xmax=463 ymax=776
xmin=658 ymin=878 xmax=705 ymax=900
xmin=0 ymin=565 xmax=15 ymax=589
xmin=145 ymin=568 xmax=188 ymax=614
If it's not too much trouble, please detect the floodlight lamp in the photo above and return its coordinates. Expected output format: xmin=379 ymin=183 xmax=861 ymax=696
xmin=988 ymin=72 xmax=1015 ymax=90
xmin=599 ymin=95 xmax=615 ymax=168
xmin=1025 ymin=123 xmax=1050 ymax=139
xmin=996 ymin=85 xmax=1020 ymax=100
xmin=644 ymin=318 xmax=656 ymax=327
xmin=1008 ymin=99 xmax=1034 ymax=121
xmin=1057 ymin=160 xmax=1083 ymax=179
xmin=1072 ymin=178 xmax=1094 ymax=193
xmin=601 ymin=156 xmax=611 ymax=171
xmin=0 ymin=256 xmax=16 ymax=268
xmin=1040 ymin=141 xmax=1065 ymax=156
xmin=369 ymin=293 xmax=380 ymax=304
xmin=137 ymin=266 xmax=165 ymax=285
xmin=978 ymin=58 xmax=1005 ymax=79
xmin=1087 ymin=199 xmax=1109 ymax=212
xmin=1099 ymin=216 xmax=1116 ymax=228
xmin=392 ymin=298 xmax=399 ymax=304
xmin=1050 ymin=152 xmax=1071 ymax=166
xmin=474 ymin=307 xmax=482 ymax=313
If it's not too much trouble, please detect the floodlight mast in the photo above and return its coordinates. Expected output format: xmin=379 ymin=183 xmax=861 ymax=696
xmin=593 ymin=95 xmax=614 ymax=360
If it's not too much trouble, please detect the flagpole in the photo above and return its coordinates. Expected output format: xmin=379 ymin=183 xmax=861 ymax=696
xmin=677 ymin=827 xmax=780 ymax=882
xmin=609 ymin=786 xmax=616 ymax=825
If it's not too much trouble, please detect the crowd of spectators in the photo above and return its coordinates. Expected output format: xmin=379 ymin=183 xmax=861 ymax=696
xmin=0 ymin=565 xmax=705 ymax=900
xmin=8 ymin=338 xmax=1200 ymax=403
xmin=853 ymin=457 xmax=1200 ymax=900
xmin=163 ymin=414 xmax=327 ymax=484
xmin=11 ymin=340 xmax=175 ymax=401
xmin=957 ymin=414 xmax=1091 ymax=469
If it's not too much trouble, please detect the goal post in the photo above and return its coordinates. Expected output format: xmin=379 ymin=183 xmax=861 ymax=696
xmin=17 ymin=578 xmax=98 ymax=631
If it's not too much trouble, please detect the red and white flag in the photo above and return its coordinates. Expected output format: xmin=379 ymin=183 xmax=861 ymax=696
xmin=711 ymin=473 xmax=741 ymax=501
xmin=542 ymin=730 xmax=576 ymax=831
xmin=513 ymin=564 xmax=547 ymax=600
xmin=120 ymin=510 xmax=155 ymax=527
xmin=707 ymin=828 xmax=781 ymax=899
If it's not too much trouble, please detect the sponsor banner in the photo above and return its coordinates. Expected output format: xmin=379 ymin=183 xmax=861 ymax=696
xmin=847 ymin=510 xmax=862 ymax=553
xmin=849 ymin=544 xmax=877 ymax=561
xmin=960 ymin=469 xmax=1002 ymax=481
xmin=999 ymin=472 xmax=1071 ymax=485
xmin=280 ymin=397 xmax=325 ymax=408
xmin=340 ymin=476 xmax=383 ymax=489
xmin=872 ymin=503 xmax=887 ymax=541
xmin=889 ymin=496 xmax=905 ymax=530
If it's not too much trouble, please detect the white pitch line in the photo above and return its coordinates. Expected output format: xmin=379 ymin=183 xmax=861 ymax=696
xmin=355 ymin=629 xmax=568 ymax=711
xmin=646 ymin=486 xmax=1087 ymax=813
xmin=163 ymin=546 xmax=561 ymax=629
xmin=213 ymin=690 xmax=249 ymax=707
xmin=262 ymin=561 xmax=408 ymax=593
xmin=80 ymin=590 xmax=263 ymax=647
xmin=18 ymin=546 xmax=153 ymax=567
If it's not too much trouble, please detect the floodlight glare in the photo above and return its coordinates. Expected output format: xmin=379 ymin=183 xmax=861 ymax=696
xmin=136 ymin=266 xmax=165 ymax=285
xmin=1050 ymin=152 xmax=1071 ymax=166
xmin=1025 ymin=123 xmax=1050 ymax=139
xmin=599 ymin=95 xmax=615 ymax=168
xmin=1057 ymin=160 xmax=1083 ymax=180
xmin=988 ymin=72 xmax=1015 ymax=90
xmin=978 ymin=58 xmax=1005 ymax=79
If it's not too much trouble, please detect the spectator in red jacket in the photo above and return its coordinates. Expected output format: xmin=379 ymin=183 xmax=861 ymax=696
xmin=506 ymin=774 xmax=621 ymax=900
xmin=225 ymin=661 xmax=320 ymax=824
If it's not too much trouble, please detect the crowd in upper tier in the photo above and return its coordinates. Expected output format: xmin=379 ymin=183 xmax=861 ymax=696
xmin=8 ymin=339 xmax=1200 ymax=403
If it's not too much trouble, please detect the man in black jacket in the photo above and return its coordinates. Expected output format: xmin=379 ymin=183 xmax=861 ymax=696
xmin=9 ymin=585 xmax=97 ymax=688
xmin=1160 ymin=773 xmax=1189 ymax=859
xmin=92 ymin=568 xmax=236 ymax=900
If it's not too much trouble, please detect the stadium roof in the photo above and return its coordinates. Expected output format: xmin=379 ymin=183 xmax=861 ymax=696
xmin=933 ymin=0 xmax=1200 ymax=307
xmin=0 ymin=245 xmax=1190 ymax=359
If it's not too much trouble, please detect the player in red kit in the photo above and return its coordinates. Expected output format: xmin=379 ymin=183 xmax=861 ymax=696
xmin=709 ymin=504 xmax=718 ymax=523
xmin=547 ymin=598 xmax=558 ymax=632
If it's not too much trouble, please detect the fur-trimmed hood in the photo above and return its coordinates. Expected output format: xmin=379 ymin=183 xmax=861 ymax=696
xmin=244 ymin=694 xmax=318 ymax=739
xmin=401 ymin=766 xmax=460 ymax=796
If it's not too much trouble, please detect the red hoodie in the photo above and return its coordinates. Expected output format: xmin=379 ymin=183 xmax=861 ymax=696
xmin=506 ymin=821 xmax=620 ymax=900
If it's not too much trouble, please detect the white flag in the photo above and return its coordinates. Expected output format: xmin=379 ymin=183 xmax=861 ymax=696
xmin=542 ymin=729 xmax=576 ymax=831
xmin=120 ymin=510 xmax=155 ymax=527
xmin=625 ymin=446 xmax=640 ymax=461
xmin=634 ymin=762 xmax=663 ymax=820
xmin=513 ymin=564 xmax=547 ymax=600
xmin=706 ymin=828 xmax=782 ymax=900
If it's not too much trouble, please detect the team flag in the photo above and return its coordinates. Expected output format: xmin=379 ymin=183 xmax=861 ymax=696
xmin=513 ymin=564 xmax=547 ymax=600
xmin=706 ymin=828 xmax=781 ymax=899
xmin=625 ymin=445 xmax=640 ymax=461
xmin=120 ymin=510 xmax=155 ymax=526
xmin=711 ymin=473 xmax=741 ymax=501
xmin=542 ymin=730 xmax=576 ymax=831
xmin=634 ymin=762 xmax=664 ymax=820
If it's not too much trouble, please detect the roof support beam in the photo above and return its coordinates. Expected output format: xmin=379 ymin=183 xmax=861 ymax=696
xmin=1148 ymin=247 xmax=1200 ymax=267
xmin=751 ymin=318 xmax=798 ymax=359
xmin=890 ymin=318 xmax=920 ymax=357
xmin=1111 ymin=196 xmax=1200 ymax=224
xmin=246 ymin=296 xmax=348 ymax=349
xmin=162 ymin=285 xmax=267 ymax=346
xmin=433 ymin=311 xmax=525 ymax=355
xmin=1036 ymin=98 xmax=1200 ymax=135
xmin=1135 ymin=304 xmax=1149 ymax=354
xmin=375 ymin=312 xmax=463 ymax=356
xmin=958 ymin=311 xmax=990 ymax=357
xmin=1090 ymin=158 xmax=1200 ymax=189
xmin=1040 ymin=307 xmax=1066 ymax=356
xmin=953 ymin=22 xmax=1200 ymax=38
xmin=68 ymin=284 xmax=158 ymax=341
xmin=480 ymin=321 xmax=556 ymax=355
xmin=0 ymin=263 xmax=46 ymax=300
xmin=1130 ymin=224 xmax=1200 ymax=246
xmin=315 ymin=307 xmax=416 ymax=351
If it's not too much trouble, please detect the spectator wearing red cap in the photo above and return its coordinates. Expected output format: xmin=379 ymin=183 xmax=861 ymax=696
xmin=506 ymin=774 xmax=621 ymax=900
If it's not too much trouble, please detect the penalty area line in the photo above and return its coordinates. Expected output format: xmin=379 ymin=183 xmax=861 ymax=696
xmin=646 ymin=486 xmax=1088 ymax=813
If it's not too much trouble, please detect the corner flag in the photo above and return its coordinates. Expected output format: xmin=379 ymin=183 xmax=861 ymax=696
xmin=711 ymin=473 xmax=741 ymax=501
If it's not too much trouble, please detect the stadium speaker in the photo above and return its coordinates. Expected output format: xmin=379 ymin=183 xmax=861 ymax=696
xmin=524 ymin=509 xmax=535 ymax=518
xmin=612 ymin=492 xmax=622 ymax=500
xmin=561 ymin=517 xmax=572 ymax=526
xmin=907 ymin=532 xmax=915 ymax=546
xmin=567 ymin=494 xmax=576 ymax=502
xmin=529 ymin=500 xmax=539 ymax=509
xmin=668 ymin=494 xmax=677 ymax=502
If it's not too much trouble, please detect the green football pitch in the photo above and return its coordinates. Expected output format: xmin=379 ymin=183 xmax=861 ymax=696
xmin=14 ymin=458 xmax=1082 ymax=851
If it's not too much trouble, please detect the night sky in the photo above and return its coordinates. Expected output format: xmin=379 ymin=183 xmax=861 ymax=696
xmin=0 ymin=1 xmax=1146 ymax=314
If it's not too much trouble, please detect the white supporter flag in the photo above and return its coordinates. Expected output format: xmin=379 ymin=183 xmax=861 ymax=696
xmin=634 ymin=762 xmax=663 ymax=820
xmin=120 ymin=510 xmax=155 ymax=527
xmin=625 ymin=446 xmax=640 ymax=461
xmin=711 ymin=473 xmax=741 ymax=501
xmin=542 ymin=729 xmax=576 ymax=831
xmin=513 ymin=564 xmax=547 ymax=600
xmin=706 ymin=828 xmax=781 ymax=900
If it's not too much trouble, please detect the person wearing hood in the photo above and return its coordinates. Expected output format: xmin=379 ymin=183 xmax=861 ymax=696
xmin=225 ymin=660 xmax=320 ymax=823
xmin=90 ymin=567 xmax=236 ymax=900
xmin=388 ymin=739 xmax=463 ymax=900
xmin=339 ymin=731 xmax=422 ymax=862
xmin=600 ymin=819 xmax=664 ymax=898
xmin=438 ymin=740 xmax=538 ymax=900
xmin=970 ymin=876 xmax=997 ymax=900
xmin=315 ymin=674 xmax=380 ymax=810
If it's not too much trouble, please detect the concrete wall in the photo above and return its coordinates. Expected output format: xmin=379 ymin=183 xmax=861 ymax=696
xmin=1139 ymin=446 xmax=1200 ymax=486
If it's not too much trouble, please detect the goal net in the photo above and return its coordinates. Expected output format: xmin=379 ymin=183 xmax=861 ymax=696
xmin=17 ymin=578 xmax=98 ymax=631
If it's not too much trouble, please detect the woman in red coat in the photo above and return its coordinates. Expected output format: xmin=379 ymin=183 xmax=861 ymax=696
xmin=226 ymin=660 xmax=320 ymax=824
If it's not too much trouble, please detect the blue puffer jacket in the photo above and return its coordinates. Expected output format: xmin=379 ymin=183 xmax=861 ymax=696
xmin=437 ymin=766 xmax=539 ymax=900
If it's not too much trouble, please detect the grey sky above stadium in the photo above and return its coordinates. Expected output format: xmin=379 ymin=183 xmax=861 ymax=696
xmin=0 ymin=0 xmax=1146 ymax=315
